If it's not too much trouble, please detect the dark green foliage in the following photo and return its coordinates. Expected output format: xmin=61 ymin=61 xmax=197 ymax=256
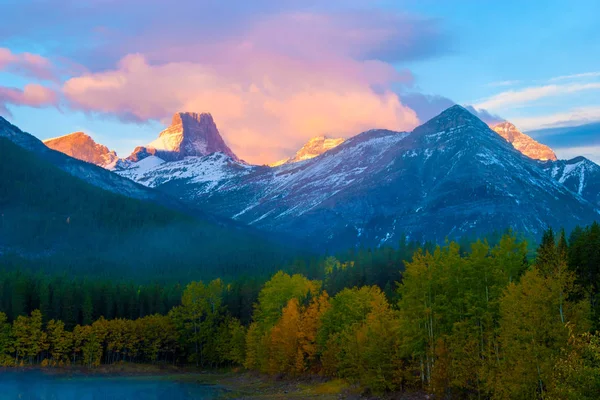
xmin=567 ymin=223 xmax=600 ymax=329
xmin=0 ymin=137 xmax=294 ymax=281
xmin=0 ymin=270 xmax=184 ymax=324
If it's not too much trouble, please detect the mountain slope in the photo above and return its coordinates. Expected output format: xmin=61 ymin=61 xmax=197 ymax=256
xmin=117 ymin=106 xmax=600 ymax=249
xmin=44 ymin=131 xmax=119 ymax=168
xmin=0 ymin=116 xmax=172 ymax=203
xmin=0 ymin=137 xmax=290 ymax=279
xmin=127 ymin=112 xmax=239 ymax=163
xmin=543 ymin=156 xmax=600 ymax=207
xmin=0 ymin=116 xmax=221 ymax=219
xmin=492 ymin=121 xmax=557 ymax=161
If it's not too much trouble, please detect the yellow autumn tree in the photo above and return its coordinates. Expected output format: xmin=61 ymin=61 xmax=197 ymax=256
xmin=12 ymin=310 xmax=46 ymax=365
xmin=245 ymin=271 xmax=320 ymax=372
xmin=268 ymin=297 xmax=301 ymax=375
xmin=297 ymin=291 xmax=330 ymax=373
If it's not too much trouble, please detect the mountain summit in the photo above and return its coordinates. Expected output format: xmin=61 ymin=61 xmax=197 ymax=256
xmin=43 ymin=132 xmax=119 ymax=168
xmin=270 ymin=136 xmax=345 ymax=166
xmin=128 ymin=112 xmax=239 ymax=162
xmin=492 ymin=121 xmax=557 ymax=161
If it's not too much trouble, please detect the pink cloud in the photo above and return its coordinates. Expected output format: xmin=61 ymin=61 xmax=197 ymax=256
xmin=0 ymin=48 xmax=56 ymax=81
xmin=62 ymin=11 xmax=427 ymax=164
xmin=64 ymin=53 xmax=418 ymax=164
xmin=0 ymin=84 xmax=58 ymax=116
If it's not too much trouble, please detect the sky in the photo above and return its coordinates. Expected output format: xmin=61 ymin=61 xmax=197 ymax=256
xmin=1 ymin=0 xmax=599 ymax=164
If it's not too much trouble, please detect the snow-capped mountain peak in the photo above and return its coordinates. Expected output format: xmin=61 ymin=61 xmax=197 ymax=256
xmin=492 ymin=121 xmax=557 ymax=161
xmin=128 ymin=112 xmax=239 ymax=163
xmin=43 ymin=131 xmax=119 ymax=168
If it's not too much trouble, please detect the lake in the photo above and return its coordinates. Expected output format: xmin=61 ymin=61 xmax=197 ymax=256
xmin=0 ymin=370 xmax=224 ymax=400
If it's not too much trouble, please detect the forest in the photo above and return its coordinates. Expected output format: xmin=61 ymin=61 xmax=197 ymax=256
xmin=1 ymin=224 xmax=600 ymax=399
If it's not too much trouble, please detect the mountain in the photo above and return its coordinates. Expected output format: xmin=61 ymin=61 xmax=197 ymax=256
xmin=0 ymin=116 xmax=178 ymax=206
xmin=127 ymin=112 xmax=239 ymax=163
xmin=270 ymin=136 xmax=345 ymax=166
xmin=43 ymin=131 xmax=119 ymax=168
xmin=0 ymin=136 xmax=291 ymax=280
xmin=543 ymin=156 xmax=600 ymax=207
xmin=116 ymin=105 xmax=599 ymax=249
xmin=492 ymin=121 xmax=557 ymax=161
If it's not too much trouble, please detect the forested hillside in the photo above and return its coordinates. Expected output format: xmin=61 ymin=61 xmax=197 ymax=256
xmin=0 ymin=138 xmax=290 ymax=280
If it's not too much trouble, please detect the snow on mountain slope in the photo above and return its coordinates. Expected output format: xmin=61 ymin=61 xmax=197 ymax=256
xmin=492 ymin=121 xmax=557 ymax=161
xmin=115 ymin=106 xmax=600 ymax=249
xmin=543 ymin=156 xmax=600 ymax=207
xmin=43 ymin=131 xmax=119 ymax=168
xmin=118 ymin=152 xmax=254 ymax=192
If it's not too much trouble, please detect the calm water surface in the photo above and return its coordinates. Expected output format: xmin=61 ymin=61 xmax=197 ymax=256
xmin=0 ymin=370 xmax=223 ymax=400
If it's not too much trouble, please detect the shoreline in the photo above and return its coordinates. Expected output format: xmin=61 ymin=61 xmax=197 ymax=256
xmin=0 ymin=365 xmax=427 ymax=399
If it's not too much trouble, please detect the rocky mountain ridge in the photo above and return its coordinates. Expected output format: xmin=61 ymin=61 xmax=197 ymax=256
xmin=492 ymin=121 xmax=557 ymax=161
xmin=43 ymin=131 xmax=119 ymax=168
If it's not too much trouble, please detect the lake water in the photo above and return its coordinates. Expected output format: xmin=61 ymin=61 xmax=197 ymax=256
xmin=0 ymin=370 xmax=223 ymax=400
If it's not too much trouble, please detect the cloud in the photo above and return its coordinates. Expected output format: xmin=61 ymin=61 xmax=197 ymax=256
xmin=486 ymin=80 xmax=521 ymax=87
xmin=0 ymin=84 xmax=58 ymax=117
xmin=401 ymin=93 xmax=455 ymax=123
xmin=0 ymin=48 xmax=56 ymax=81
xmin=400 ymin=93 xmax=504 ymax=126
xmin=511 ymin=106 xmax=600 ymax=131
xmin=464 ymin=106 xmax=505 ymax=125
xmin=549 ymin=71 xmax=600 ymax=82
xmin=63 ymin=52 xmax=418 ymax=164
xmin=0 ymin=1 xmax=449 ymax=70
xmin=474 ymin=82 xmax=600 ymax=110
xmin=61 ymin=9 xmax=447 ymax=163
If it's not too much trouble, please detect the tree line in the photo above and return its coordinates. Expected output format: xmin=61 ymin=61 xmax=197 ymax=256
xmin=0 ymin=236 xmax=425 ymax=326
xmin=1 ymin=225 xmax=599 ymax=399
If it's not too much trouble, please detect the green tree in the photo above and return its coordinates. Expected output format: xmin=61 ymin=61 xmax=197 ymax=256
xmin=169 ymin=279 xmax=225 ymax=367
xmin=496 ymin=266 xmax=589 ymax=399
xmin=0 ymin=312 xmax=13 ymax=365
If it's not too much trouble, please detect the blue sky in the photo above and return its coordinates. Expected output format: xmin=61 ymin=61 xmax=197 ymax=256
xmin=1 ymin=0 xmax=599 ymax=163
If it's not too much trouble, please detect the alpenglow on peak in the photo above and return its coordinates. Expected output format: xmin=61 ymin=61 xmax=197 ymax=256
xmin=269 ymin=135 xmax=345 ymax=166
xmin=492 ymin=121 xmax=557 ymax=161
xmin=43 ymin=131 xmax=119 ymax=168
xmin=128 ymin=112 xmax=240 ymax=163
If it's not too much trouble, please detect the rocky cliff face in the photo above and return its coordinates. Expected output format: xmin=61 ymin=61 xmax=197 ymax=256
xmin=43 ymin=132 xmax=119 ymax=168
xmin=127 ymin=112 xmax=239 ymax=163
xmin=492 ymin=121 xmax=557 ymax=161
